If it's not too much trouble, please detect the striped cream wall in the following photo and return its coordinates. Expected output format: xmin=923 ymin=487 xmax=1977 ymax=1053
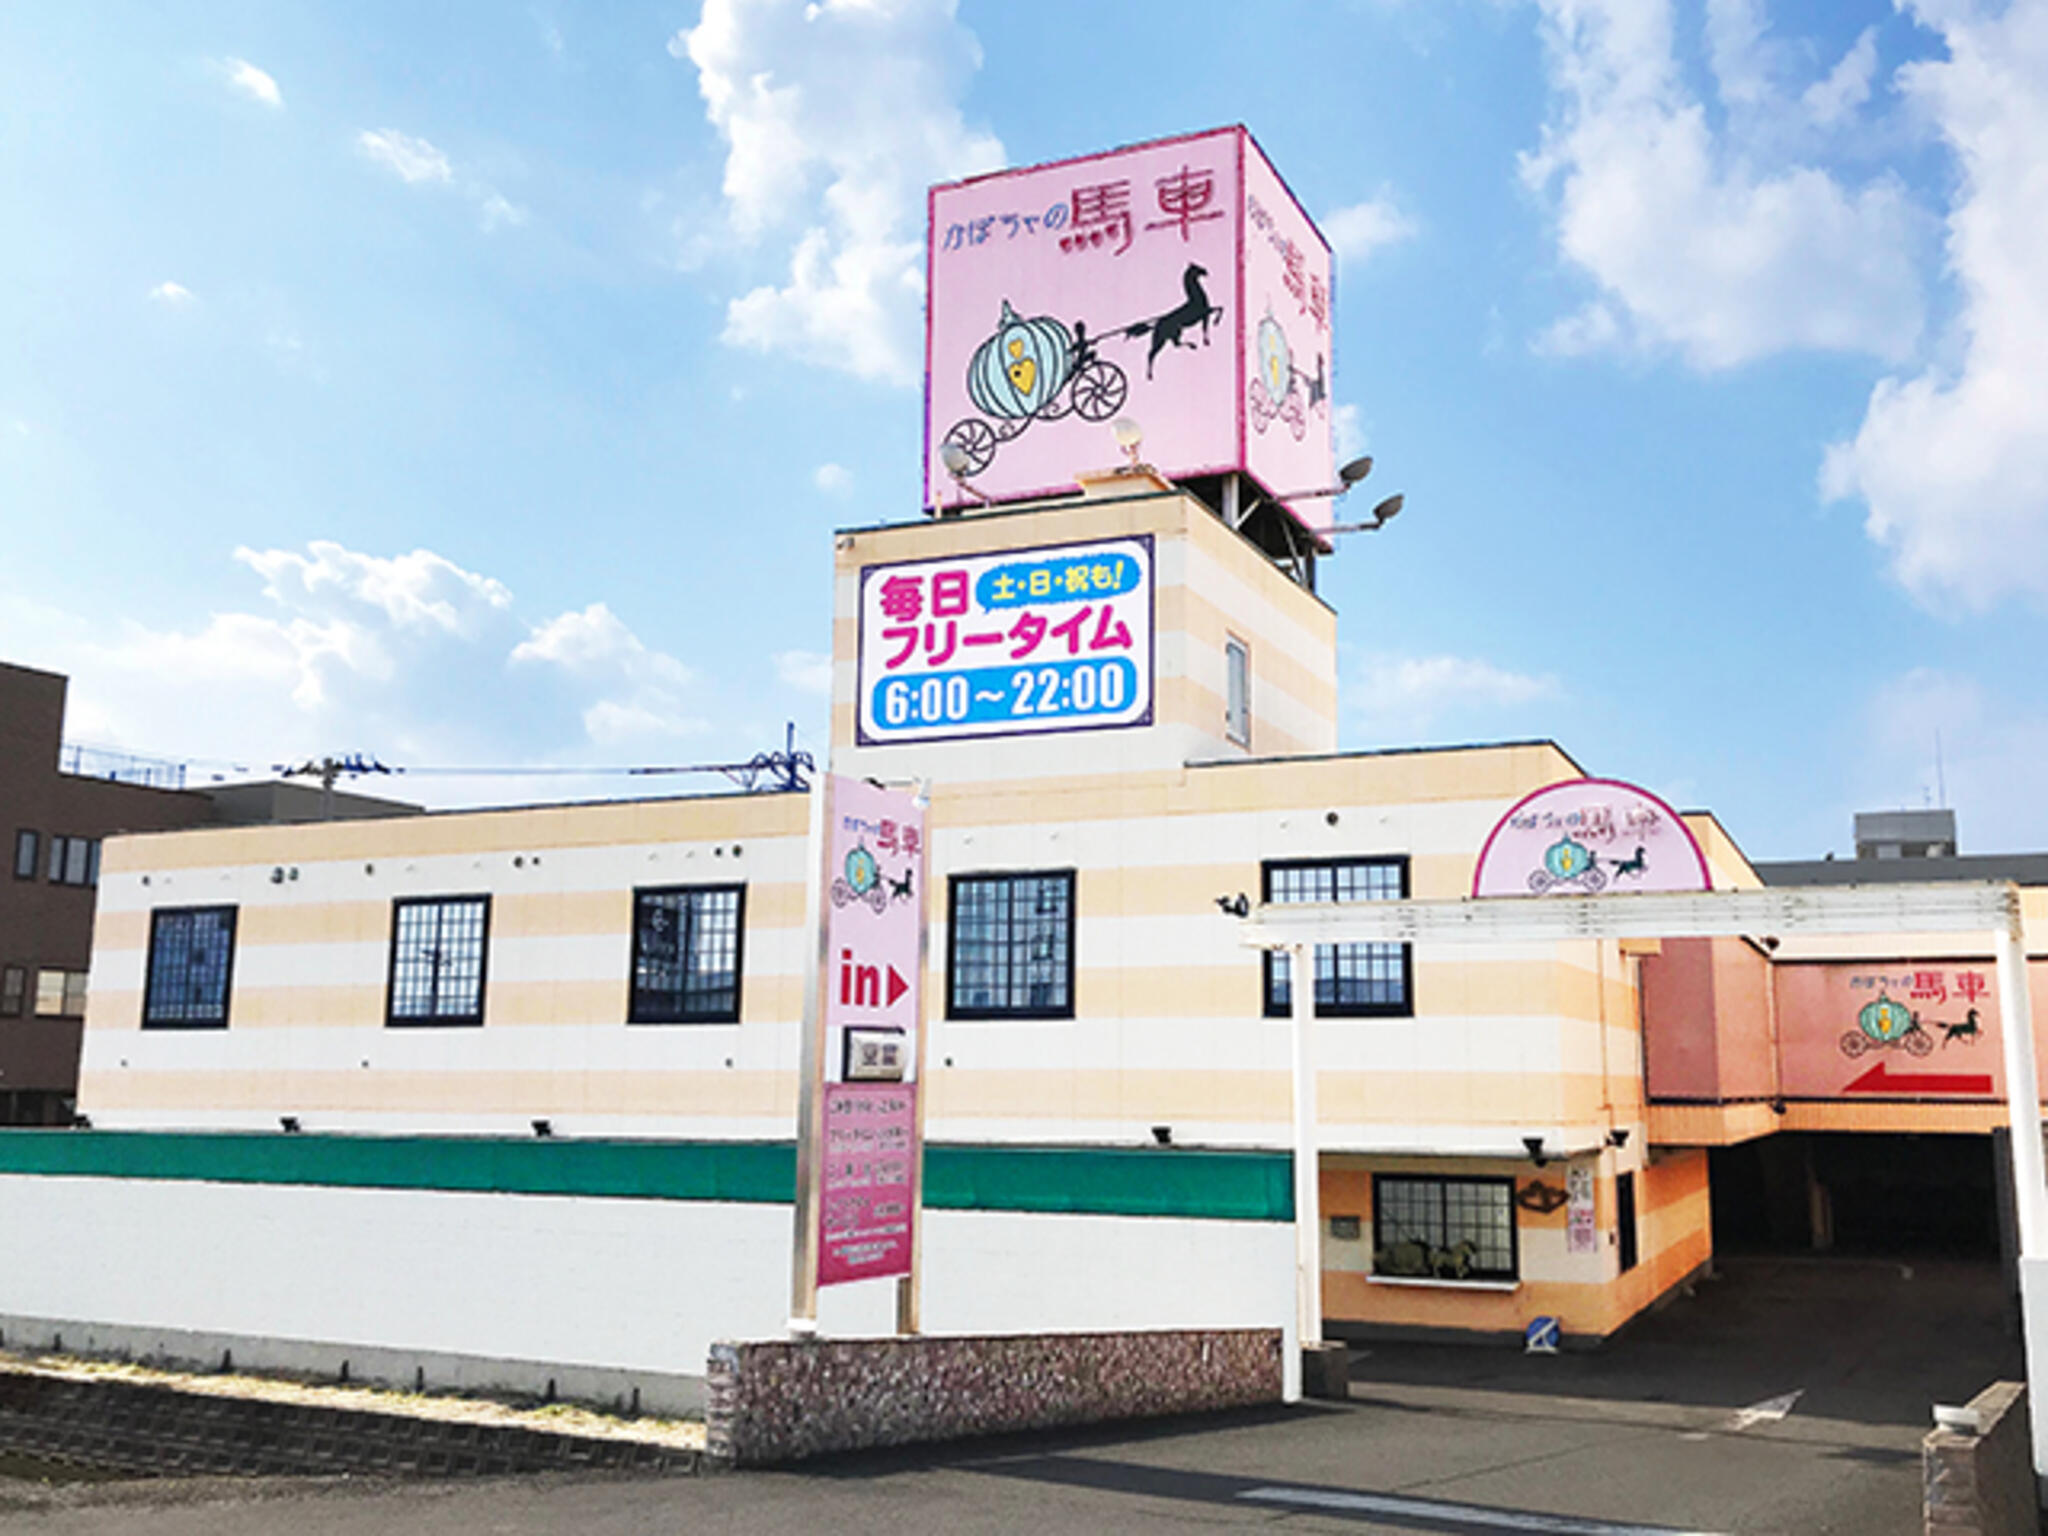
xmin=1318 ymin=1145 xmax=1710 ymax=1339
xmin=80 ymin=738 xmax=1645 ymax=1157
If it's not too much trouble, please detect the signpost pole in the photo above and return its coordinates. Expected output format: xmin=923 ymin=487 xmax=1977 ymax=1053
xmin=1288 ymin=941 xmax=1320 ymax=1402
xmin=788 ymin=774 xmax=833 ymax=1336
xmin=897 ymin=780 xmax=934 ymax=1337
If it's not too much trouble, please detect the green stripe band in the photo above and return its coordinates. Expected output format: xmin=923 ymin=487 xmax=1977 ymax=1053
xmin=0 ymin=1131 xmax=1292 ymax=1223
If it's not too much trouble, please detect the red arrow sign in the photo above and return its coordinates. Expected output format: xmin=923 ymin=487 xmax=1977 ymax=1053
xmin=886 ymin=963 xmax=909 ymax=1007
xmin=1843 ymin=1060 xmax=1994 ymax=1096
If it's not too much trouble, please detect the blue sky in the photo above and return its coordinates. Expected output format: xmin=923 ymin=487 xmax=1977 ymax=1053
xmin=3 ymin=0 xmax=2045 ymax=860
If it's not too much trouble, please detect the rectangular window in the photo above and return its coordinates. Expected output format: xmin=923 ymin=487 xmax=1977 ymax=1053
xmin=1617 ymin=1171 xmax=1639 ymax=1273
xmin=43 ymin=836 xmax=97 ymax=887
xmin=629 ymin=885 xmax=745 ymax=1024
xmin=1225 ymin=636 xmax=1250 ymax=746
xmin=142 ymin=907 xmax=238 ymax=1029
xmin=1372 ymin=1174 xmax=1518 ymax=1282
xmin=948 ymin=870 xmax=1075 ymax=1019
xmin=386 ymin=896 xmax=490 ymax=1027
xmin=13 ymin=830 xmax=37 ymax=881
xmin=1263 ymin=857 xmax=1412 ymax=1017
xmin=33 ymin=968 xmax=85 ymax=1019
xmin=0 ymin=965 xmax=24 ymax=1017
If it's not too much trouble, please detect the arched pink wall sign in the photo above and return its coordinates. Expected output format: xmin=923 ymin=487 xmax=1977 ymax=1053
xmin=1471 ymin=778 xmax=1713 ymax=898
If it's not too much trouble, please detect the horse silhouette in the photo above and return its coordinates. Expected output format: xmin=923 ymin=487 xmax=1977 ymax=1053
xmin=1940 ymin=1007 xmax=1982 ymax=1047
xmin=1124 ymin=264 xmax=1224 ymax=379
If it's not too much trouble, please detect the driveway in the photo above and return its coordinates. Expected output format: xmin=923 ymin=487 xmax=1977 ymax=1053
xmin=0 ymin=1257 xmax=2018 ymax=1535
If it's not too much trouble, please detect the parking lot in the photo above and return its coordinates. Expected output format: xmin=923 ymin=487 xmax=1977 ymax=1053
xmin=0 ymin=1256 xmax=2020 ymax=1535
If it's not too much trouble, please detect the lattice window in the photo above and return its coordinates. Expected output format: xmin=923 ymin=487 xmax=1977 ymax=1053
xmin=386 ymin=896 xmax=490 ymax=1026
xmin=1263 ymin=857 xmax=1411 ymax=1017
xmin=1372 ymin=1175 xmax=1517 ymax=1281
xmin=630 ymin=885 xmax=745 ymax=1024
xmin=948 ymin=871 xmax=1074 ymax=1019
xmin=142 ymin=907 xmax=238 ymax=1028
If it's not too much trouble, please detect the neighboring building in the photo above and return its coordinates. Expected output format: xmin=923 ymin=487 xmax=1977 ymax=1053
xmin=1755 ymin=809 xmax=2048 ymax=889
xmin=1 ymin=660 xmax=420 ymax=1125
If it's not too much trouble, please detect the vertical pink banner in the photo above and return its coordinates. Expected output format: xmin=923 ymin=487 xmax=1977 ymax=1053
xmin=815 ymin=773 xmax=926 ymax=1290
xmin=818 ymin=1082 xmax=917 ymax=1286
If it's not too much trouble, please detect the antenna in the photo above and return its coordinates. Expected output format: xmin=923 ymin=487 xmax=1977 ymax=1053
xmin=1935 ymin=729 xmax=1946 ymax=808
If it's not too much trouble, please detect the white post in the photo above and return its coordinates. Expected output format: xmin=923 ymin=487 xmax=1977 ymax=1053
xmin=1997 ymin=907 xmax=2047 ymax=1258
xmin=1289 ymin=941 xmax=1321 ymax=1400
xmin=1992 ymin=901 xmax=2048 ymax=1491
xmin=787 ymin=775 xmax=832 ymax=1336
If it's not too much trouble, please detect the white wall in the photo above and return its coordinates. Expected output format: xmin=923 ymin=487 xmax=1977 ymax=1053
xmin=0 ymin=1175 xmax=1293 ymax=1404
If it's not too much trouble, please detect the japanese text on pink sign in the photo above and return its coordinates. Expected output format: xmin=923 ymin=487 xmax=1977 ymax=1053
xmin=816 ymin=774 xmax=926 ymax=1289
xmin=856 ymin=536 xmax=1153 ymax=745
xmin=1473 ymin=779 xmax=1712 ymax=898
xmin=925 ymin=127 xmax=1333 ymax=530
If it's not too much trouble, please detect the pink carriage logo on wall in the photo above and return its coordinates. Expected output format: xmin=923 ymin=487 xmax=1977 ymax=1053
xmin=1472 ymin=779 xmax=1712 ymax=898
xmin=926 ymin=126 xmax=1333 ymax=531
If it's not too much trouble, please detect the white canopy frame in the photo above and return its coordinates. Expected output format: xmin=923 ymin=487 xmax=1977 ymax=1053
xmin=1240 ymin=879 xmax=2047 ymax=1457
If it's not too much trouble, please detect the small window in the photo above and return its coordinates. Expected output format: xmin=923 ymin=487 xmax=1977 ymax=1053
xmin=142 ymin=907 xmax=238 ymax=1029
xmin=948 ymin=870 xmax=1076 ymax=1019
xmin=47 ymin=836 xmax=64 ymax=883
xmin=64 ymin=837 xmax=90 ymax=887
xmin=1373 ymin=1175 xmax=1517 ymax=1282
xmin=0 ymin=965 xmax=24 ymax=1017
xmin=1263 ymin=857 xmax=1412 ymax=1017
xmin=1225 ymin=636 xmax=1250 ymax=746
xmin=1617 ymin=1171 xmax=1639 ymax=1273
xmin=44 ymin=836 xmax=96 ymax=887
xmin=13 ymin=830 xmax=37 ymax=881
xmin=386 ymin=896 xmax=490 ymax=1027
xmin=630 ymin=885 xmax=745 ymax=1024
xmin=33 ymin=968 xmax=85 ymax=1019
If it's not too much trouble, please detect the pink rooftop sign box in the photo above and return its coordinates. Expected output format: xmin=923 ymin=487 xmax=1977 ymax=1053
xmin=926 ymin=126 xmax=1335 ymax=534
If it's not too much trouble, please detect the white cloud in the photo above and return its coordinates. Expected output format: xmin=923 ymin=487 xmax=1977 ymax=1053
xmin=1321 ymin=196 xmax=1417 ymax=263
xmin=672 ymin=0 xmax=1004 ymax=384
xmin=0 ymin=542 xmax=715 ymax=789
xmin=357 ymin=128 xmax=529 ymax=235
xmin=1822 ymin=0 xmax=2048 ymax=609
xmin=512 ymin=602 xmax=704 ymax=742
xmin=1347 ymin=650 xmax=1561 ymax=738
xmin=358 ymin=128 xmax=453 ymax=186
xmin=1522 ymin=0 xmax=1925 ymax=369
xmin=812 ymin=462 xmax=852 ymax=495
xmin=773 ymin=649 xmax=833 ymax=695
xmin=149 ymin=281 xmax=197 ymax=307
xmin=223 ymin=57 xmax=282 ymax=109
xmin=1802 ymin=27 xmax=1878 ymax=129
xmin=236 ymin=541 xmax=512 ymax=636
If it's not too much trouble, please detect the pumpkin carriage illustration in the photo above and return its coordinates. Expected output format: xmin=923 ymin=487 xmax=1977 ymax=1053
xmin=1246 ymin=308 xmax=1325 ymax=442
xmin=939 ymin=301 xmax=1131 ymax=478
xmin=1840 ymin=992 xmax=1934 ymax=1058
xmin=831 ymin=842 xmax=891 ymax=915
xmin=1526 ymin=834 xmax=1608 ymax=894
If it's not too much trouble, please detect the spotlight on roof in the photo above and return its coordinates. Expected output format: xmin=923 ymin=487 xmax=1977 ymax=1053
xmin=1369 ymin=493 xmax=1404 ymax=528
xmin=1111 ymin=416 xmax=1144 ymax=467
xmin=1337 ymin=455 xmax=1374 ymax=487
xmin=1522 ymin=1135 xmax=1548 ymax=1167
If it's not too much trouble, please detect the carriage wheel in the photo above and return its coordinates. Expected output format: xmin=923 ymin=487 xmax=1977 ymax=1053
xmin=831 ymin=879 xmax=854 ymax=909
xmin=1246 ymin=377 xmax=1276 ymax=431
xmin=1526 ymin=870 xmax=1555 ymax=894
xmin=1071 ymin=360 xmax=1128 ymax=422
xmin=1578 ymin=866 xmax=1607 ymax=893
xmin=1904 ymin=1027 xmax=1934 ymax=1058
xmin=1840 ymin=1030 xmax=1871 ymax=1058
xmin=867 ymin=884 xmax=889 ymax=915
xmin=941 ymin=419 xmax=998 ymax=477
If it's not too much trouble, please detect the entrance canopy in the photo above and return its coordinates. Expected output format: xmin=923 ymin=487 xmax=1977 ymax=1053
xmin=1239 ymin=877 xmax=2048 ymax=1472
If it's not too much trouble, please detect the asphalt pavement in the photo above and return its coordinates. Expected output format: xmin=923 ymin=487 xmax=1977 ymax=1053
xmin=0 ymin=1255 xmax=2020 ymax=1535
